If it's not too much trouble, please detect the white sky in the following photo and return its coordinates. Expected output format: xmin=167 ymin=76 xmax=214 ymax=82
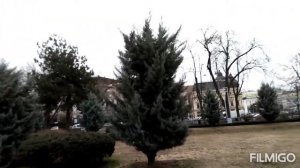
xmin=1 ymin=0 xmax=300 ymax=90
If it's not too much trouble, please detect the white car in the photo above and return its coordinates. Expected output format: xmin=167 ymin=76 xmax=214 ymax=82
xmin=70 ymin=124 xmax=86 ymax=131
xmin=50 ymin=126 xmax=59 ymax=130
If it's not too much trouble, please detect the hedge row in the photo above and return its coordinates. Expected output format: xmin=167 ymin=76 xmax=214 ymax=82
xmin=15 ymin=130 xmax=115 ymax=168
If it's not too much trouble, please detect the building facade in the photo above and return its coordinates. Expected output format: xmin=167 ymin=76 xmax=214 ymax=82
xmin=95 ymin=74 xmax=243 ymax=119
xmin=95 ymin=76 xmax=118 ymax=117
xmin=183 ymin=73 xmax=243 ymax=118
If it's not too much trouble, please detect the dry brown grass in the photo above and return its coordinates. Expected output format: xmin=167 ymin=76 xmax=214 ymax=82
xmin=108 ymin=122 xmax=300 ymax=168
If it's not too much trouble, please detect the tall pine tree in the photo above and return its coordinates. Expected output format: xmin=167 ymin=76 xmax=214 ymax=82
xmin=112 ymin=19 xmax=189 ymax=165
xmin=257 ymin=83 xmax=280 ymax=122
xmin=33 ymin=35 xmax=94 ymax=128
xmin=0 ymin=61 xmax=43 ymax=168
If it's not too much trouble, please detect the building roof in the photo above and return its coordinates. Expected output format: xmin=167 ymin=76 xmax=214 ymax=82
xmin=94 ymin=76 xmax=117 ymax=93
xmin=195 ymin=72 xmax=238 ymax=91
xmin=196 ymin=81 xmax=226 ymax=90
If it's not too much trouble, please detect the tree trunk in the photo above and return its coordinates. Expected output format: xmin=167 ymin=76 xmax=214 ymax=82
xmin=147 ymin=151 xmax=157 ymax=166
xmin=225 ymin=91 xmax=231 ymax=118
xmin=207 ymin=66 xmax=225 ymax=108
xmin=199 ymin=75 xmax=204 ymax=115
xmin=296 ymin=84 xmax=300 ymax=118
xmin=64 ymin=95 xmax=72 ymax=129
xmin=65 ymin=107 xmax=72 ymax=129
xmin=225 ymin=76 xmax=231 ymax=118
xmin=194 ymin=78 xmax=202 ymax=116
xmin=44 ymin=110 xmax=51 ymax=128
xmin=190 ymin=50 xmax=203 ymax=117
xmin=235 ymin=94 xmax=240 ymax=118
xmin=232 ymin=80 xmax=242 ymax=119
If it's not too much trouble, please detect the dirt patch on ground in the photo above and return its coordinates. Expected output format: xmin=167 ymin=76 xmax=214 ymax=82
xmin=111 ymin=122 xmax=300 ymax=168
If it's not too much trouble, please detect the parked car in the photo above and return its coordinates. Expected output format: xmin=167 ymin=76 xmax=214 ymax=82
xmin=70 ymin=124 xmax=86 ymax=131
xmin=50 ymin=122 xmax=59 ymax=130
xmin=50 ymin=126 xmax=59 ymax=130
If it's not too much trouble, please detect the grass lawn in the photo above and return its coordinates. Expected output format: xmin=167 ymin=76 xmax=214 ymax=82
xmin=104 ymin=122 xmax=300 ymax=168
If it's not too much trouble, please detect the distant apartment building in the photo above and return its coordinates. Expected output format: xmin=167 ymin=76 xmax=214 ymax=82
xmin=50 ymin=77 xmax=119 ymax=126
xmin=94 ymin=76 xmax=118 ymax=117
xmin=183 ymin=72 xmax=242 ymax=118
xmin=242 ymin=91 xmax=258 ymax=113
xmin=55 ymin=77 xmax=119 ymax=125
xmin=95 ymin=74 xmax=243 ymax=119
xmin=95 ymin=76 xmax=118 ymax=99
xmin=276 ymin=89 xmax=299 ymax=113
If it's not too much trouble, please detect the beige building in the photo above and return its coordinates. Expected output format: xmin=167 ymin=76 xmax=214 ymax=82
xmin=95 ymin=74 xmax=242 ymax=119
xmin=95 ymin=76 xmax=118 ymax=117
xmin=184 ymin=73 xmax=243 ymax=118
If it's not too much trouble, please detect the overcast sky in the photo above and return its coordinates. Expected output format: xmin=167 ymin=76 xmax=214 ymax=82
xmin=1 ymin=0 xmax=300 ymax=90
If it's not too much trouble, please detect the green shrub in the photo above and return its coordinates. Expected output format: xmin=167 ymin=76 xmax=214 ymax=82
xmin=106 ymin=126 xmax=122 ymax=141
xmin=202 ymin=90 xmax=220 ymax=126
xmin=15 ymin=130 xmax=115 ymax=168
xmin=257 ymin=83 xmax=280 ymax=122
xmin=277 ymin=112 xmax=290 ymax=120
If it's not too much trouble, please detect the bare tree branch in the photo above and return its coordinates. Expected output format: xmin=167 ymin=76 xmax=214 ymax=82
xmin=197 ymin=29 xmax=268 ymax=118
xmin=291 ymin=65 xmax=300 ymax=81
xmin=228 ymin=42 xmax=258 ymax=70
xmin=198 ymin=30 xmax=226 ymax=108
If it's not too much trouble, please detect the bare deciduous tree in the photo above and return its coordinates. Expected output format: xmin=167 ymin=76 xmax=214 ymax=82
xmin=198 ymin=30 xmax=268 ymax=118
xmin=188 ymin=48 xmax=204 ymax=116
xmin=290 ymin=53 xmax=300 ymax=81
xmin=282 ymin=53 xmax=300 ymax=116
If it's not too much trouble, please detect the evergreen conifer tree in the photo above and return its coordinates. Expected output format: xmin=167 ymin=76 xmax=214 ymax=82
xmin=112 ymin=19 xmax=189 ymax=165
xmin=202 ymin=90 xmax=220 ymax=126
xmin=80 ymin=93 xmax=105 ymax=131
xmin=257 ymin=83 xmax=280 ymax=122
xmin=33 ymin=35 xmax=94 ymax=128
xmin=0 ymin=61 xmax=43 ymax=168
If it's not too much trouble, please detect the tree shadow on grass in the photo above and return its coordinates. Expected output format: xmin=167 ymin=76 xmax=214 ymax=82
xmin=125 ymin=159 xmax=203 ymax=168
xmin=98 ymin=158 xmax=120 ymax=168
